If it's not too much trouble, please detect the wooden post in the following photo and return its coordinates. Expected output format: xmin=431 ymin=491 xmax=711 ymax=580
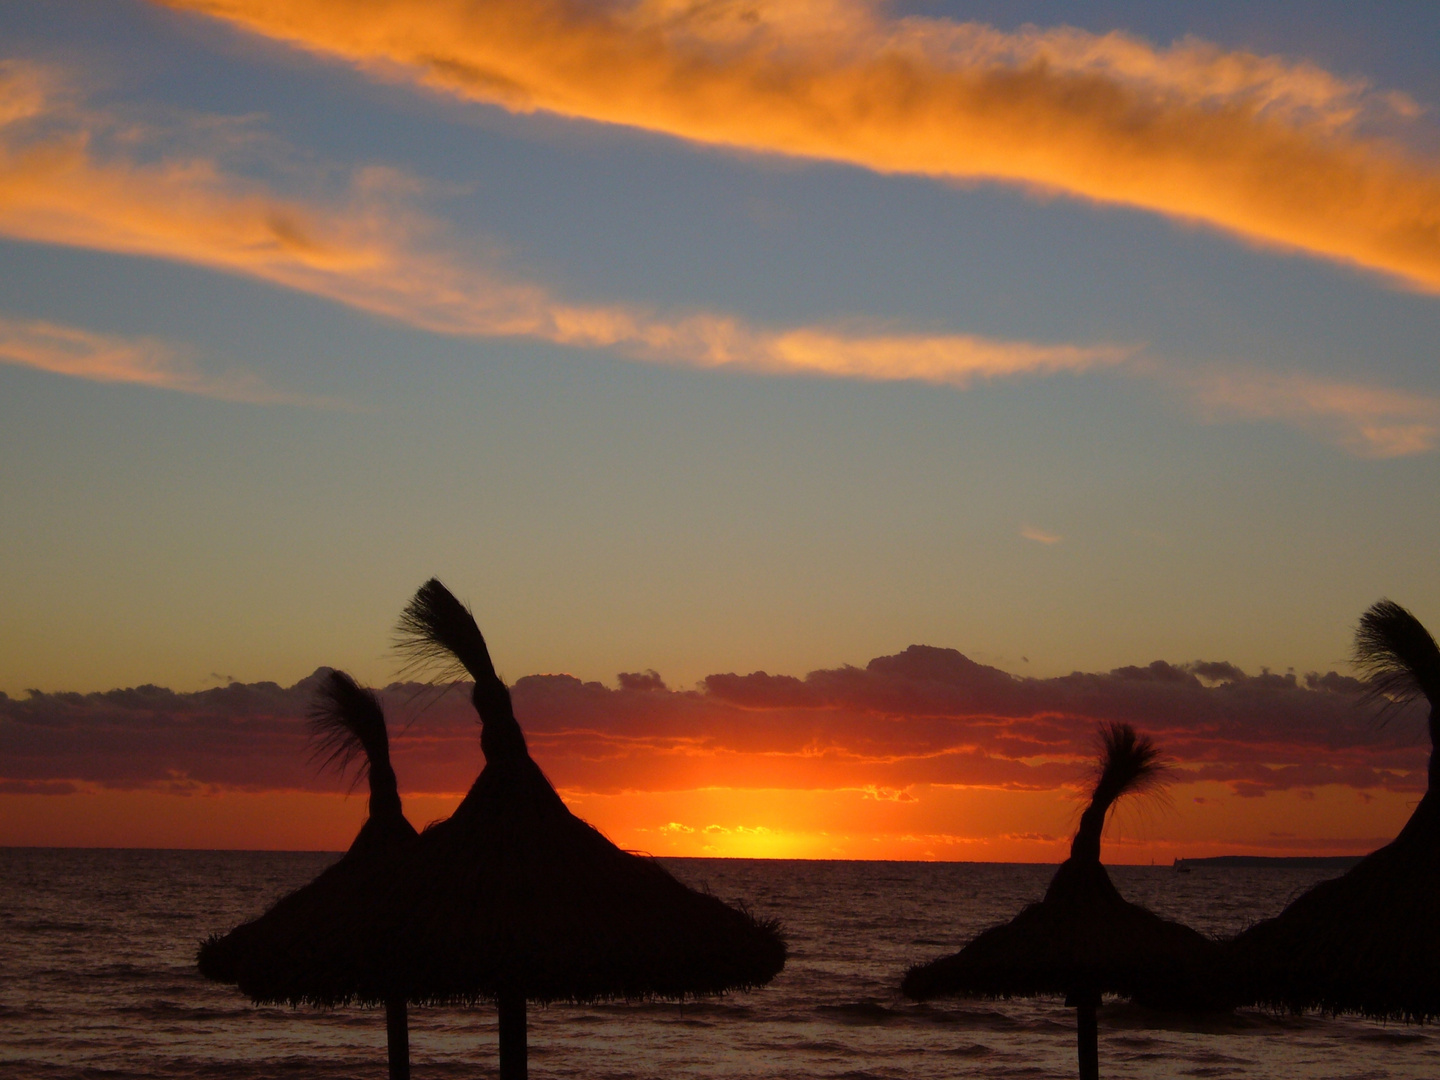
xmin=498 ymin=990 xmax=528 ymax=1080
xmin=385 ymin=997 xmax=410 ymax=1080
xmin=1075 ymin=989 xmax=1099 ymax=1080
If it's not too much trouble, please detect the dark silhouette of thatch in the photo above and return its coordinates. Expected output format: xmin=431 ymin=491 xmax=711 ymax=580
xmin=903 ymin=723 xmax=1220 ymax=1080
xmin=197 ymin=670 xmax=419 ymax=1079
xmin=383 ymin=579 xmax=786 ymax=1080
xmin=1229 ymin=599 xmax=1440 ymax=1021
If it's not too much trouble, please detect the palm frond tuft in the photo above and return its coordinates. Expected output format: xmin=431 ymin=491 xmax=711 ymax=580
xmin=395 ymin=578 xmax=498 ymax=684
xmin=1091 ymin=722 xmax=1168 ymax=812
xmin=308 ymin=670 xmax=390 ymax=784
xmin=1354 ymin=599 xmax=1440 ymax=713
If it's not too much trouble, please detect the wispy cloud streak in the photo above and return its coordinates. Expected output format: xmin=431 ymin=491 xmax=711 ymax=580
xmin=2 ymin=60 xmax=1432 ymax=453
xmin=0 ymin=316 xmax=311 ymax=402
xmin=1020 ymin=526 xmax=1062 ymax=545
xmin=161 ymin=0 xmax=1440 ymax=292
xmin=1179 ymin=367 xmax=1440 ymax=458
xmin=0 ymin=60 xmax=1118 ymax=390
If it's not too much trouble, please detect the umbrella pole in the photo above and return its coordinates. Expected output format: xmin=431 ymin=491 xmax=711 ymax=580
xmin=1074 ymin=989 xmax=1100 ymax=1080
xmin=385 ymin=997 xmax=410 ymax=1080
xmin=498 ymin=990 xmax=527 ymax=1080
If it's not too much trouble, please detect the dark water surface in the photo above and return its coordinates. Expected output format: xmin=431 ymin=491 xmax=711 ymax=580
xmin=2 ymin=849 xmax=1436 ymax=1078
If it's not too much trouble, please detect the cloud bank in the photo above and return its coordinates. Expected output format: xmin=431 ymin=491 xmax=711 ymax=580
xmin=161 ymin=0 xmax=1440 ymax=292
xmin=2 ymin=646 xmax=1423 ymax=801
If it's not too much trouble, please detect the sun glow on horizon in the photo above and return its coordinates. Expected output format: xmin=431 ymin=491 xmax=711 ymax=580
xmin=0 ymin=778 xmax=1416 ymax=864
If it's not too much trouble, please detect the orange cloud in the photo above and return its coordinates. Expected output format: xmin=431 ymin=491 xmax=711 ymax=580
xmin=0 ymin=60 xmax=1119 ymax=390
xmin=161 ymin=0 xmax=1440 ymax=292
xmin=0 ymin=316 xmax=316 ymax=402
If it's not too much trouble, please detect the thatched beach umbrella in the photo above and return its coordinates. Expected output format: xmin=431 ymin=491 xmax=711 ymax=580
xmin=1230 ymin=599 xmax=1440 ymax=1020
xmin=385 ymin=579 xmax=786 ymax=1080
xmin=198 ymin=670 xmax=419 ymax=1080
xmin=902 ymin=723 xmax=1219 ymax=1080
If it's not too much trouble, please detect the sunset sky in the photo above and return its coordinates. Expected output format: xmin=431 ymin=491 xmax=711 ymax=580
xmin=2 ymin=1 xmax=1439 ymax=860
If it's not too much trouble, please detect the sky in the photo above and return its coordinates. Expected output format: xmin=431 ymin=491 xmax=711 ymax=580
xmin=2 ymin=0 xmax=1439 ymax=859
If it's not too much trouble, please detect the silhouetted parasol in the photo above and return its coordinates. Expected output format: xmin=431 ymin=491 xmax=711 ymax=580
xmin=902 ymin=723 xmax=1219 ymax=1080
xmin=384 ymin=579 xmax=786 ymax=1080
xmin=197 ymin=670 xmax=419 ymax=1080
xmin=1230 ymin=599 xmax=1440 ymax=1021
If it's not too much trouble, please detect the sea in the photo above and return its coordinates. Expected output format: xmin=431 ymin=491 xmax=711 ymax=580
xmin=2 ymin=849 xmax=1437 ymax=1080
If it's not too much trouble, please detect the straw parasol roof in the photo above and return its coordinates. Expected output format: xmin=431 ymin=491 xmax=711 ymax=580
xmin=902 ymin=854 xmax=1219 ymax=1009
xmin=197 ymin=670 xmax=419 ymax=1078
xmin=1229 ymin=599 xmax=1440 ymax=1021
xmin=382 ymin=579 xmax=786 ymax=1078
xmin=903 ymin=723 xmax=1220 ymax=1080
